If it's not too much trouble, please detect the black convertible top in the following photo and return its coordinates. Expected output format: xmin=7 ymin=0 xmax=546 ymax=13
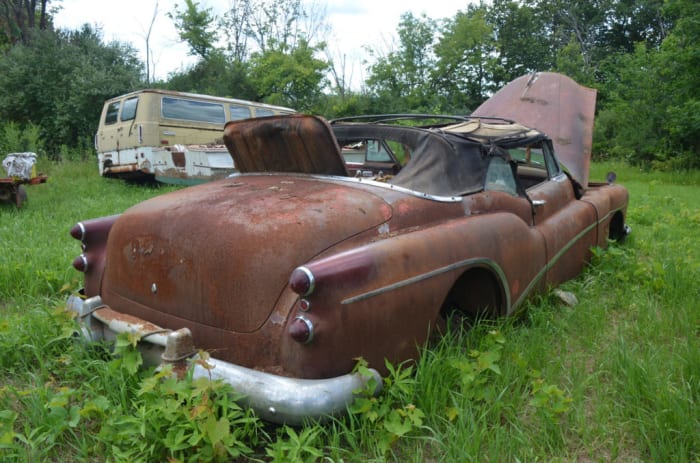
xmin=332 ymin=116 xmax=547 ymax=197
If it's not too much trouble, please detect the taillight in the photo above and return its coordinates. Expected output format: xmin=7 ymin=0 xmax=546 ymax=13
xmin=70 ymin=222 xmax=88 ymax=272
xmin=288 ymin=316 xmax=314 ymax=344
xmin=72 ymin=254 xmax=88 ymax=272
xmin=69 ymin=215 xmax=119 ymax=277
xmin=289 ymin=266 xmax=315 ymax=296
xmin=70 ymin=222 xmax=86 ymax=241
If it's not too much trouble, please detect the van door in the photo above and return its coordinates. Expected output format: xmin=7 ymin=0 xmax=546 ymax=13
xmin=97 ymin=96 xmax=140 ymax=173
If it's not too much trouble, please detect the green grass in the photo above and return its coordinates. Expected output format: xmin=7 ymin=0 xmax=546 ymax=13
xmin=1 ymin=160 xmax=698 ymax=462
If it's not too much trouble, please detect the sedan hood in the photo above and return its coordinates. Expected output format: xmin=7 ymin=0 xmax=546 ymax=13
xmin=102 ymin=175 xmax=392 ymax=333
xmin=473 ymin=72 xmax=597 ymax=188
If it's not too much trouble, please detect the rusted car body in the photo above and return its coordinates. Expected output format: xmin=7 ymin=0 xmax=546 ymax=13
xmin=66 ymin=73 xmax=629 ymax=424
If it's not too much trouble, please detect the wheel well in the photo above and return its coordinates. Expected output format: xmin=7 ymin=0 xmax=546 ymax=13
xmin=440 ymin=267 xmax=506 ymax=321
xmin=609 ymin=211 xmax=626 ymax=241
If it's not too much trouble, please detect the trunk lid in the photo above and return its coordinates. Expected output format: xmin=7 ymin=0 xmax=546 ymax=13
xmin=223 ymin=114 xmax=349 ymax=176
xmin=102 ymin=175 xmax=392 ymax=333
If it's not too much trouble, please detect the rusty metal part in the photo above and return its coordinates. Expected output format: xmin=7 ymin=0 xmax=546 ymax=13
xmin=224 ymin=114 xmax=348 ymax=176
xmin=473 ymin=72 xmax=597 ymax=188
xmin=0 ymin=175 xmax=47 ymax=207
xmin=101 ymin=175 xmax=392 ymax=335
xmin=103 ymin=163 xmax=141 ymax=175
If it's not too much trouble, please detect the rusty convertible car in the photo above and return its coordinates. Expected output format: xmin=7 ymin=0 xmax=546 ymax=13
xmin=66 ymin=73 xmax=629 ymax=424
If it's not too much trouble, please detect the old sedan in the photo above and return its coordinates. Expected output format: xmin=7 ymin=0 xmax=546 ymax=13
xmin=66 ymin=73 xmax=629 ymax=424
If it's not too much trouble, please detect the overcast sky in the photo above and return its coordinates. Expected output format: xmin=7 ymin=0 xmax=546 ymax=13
xmin=53 ymin=0 xmax=467 ymax=85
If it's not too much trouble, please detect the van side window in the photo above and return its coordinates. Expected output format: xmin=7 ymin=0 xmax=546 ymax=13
xmin=162 ymin=97 xmax=225 ymax=124
xmin=230 ymin=104 xmax=252 ymax=120
xmin=121 ymin=97 xmax=138 ymax=122
xmin=254 ymin=108 xmax=275 ymax=117
xmin=105 ymin=102 xmax=120 ymax=124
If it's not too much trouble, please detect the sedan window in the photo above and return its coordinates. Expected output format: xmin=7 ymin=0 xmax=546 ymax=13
xmin=366 ymin=140 xmax=392 ymax=162
xmin=510 ymin=144 xmax=548 ymax=190
xmin=484 ymin=157 xmax=518 ymax=195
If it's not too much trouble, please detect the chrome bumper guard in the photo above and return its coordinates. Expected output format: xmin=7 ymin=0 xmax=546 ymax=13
xmin=66 ymin=294 xmax=382 ymax=425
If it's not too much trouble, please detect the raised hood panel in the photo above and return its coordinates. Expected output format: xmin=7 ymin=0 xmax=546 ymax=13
xmin=473 ymin=72 xmax=597 ymax=188
xmin=102 ymin=175 xmax=392 ymax=333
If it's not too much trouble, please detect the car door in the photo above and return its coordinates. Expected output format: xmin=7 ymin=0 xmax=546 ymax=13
xmin=515 ymin=141 xmax=598 ymax=287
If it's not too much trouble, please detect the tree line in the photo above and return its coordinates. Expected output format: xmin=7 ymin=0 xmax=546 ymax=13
xmin=0 ymin=0 xmax=697 ymax=168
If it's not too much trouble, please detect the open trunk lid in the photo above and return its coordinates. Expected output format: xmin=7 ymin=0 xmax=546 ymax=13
xmin=223 ymin=114 xmax=348 ymax=176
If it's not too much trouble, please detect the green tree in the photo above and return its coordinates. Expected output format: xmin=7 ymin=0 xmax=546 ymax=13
xmin=167 ymin=0 xmax=330 ymax=110
xmin=249 ymin=39 xmax=329 ymax=111
xmin=365 ymin=12 xmax=439 ymax=113
xmin=433 ymin=5 xmax=497 ymax=112
xmin=165 ymin=51 xmax=256 ymax=99
xmin=169 ymin=0 xmax=218 ymax=59
xmin=593 ymin=0 xmax=698 ymax=167
xmin=593 ymin=44 xmax=666 ymax=164
xmin=0 ymin=0 xmax=51 ymax=45
xmin=487 ymin=0 xmax=555 ymax=85
xmin=600 ymin=0 xmax=670 ymax=53
xmin=0 ymin=26 xmax=143 ymax=156
xmin=220 ymin=0 xmax=254 ymax=63
xmin=656 ymin=0 xmax=700 ymax=163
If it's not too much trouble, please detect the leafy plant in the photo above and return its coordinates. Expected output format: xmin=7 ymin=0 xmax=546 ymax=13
xmin=265 ymin=426 xmax=324 ymax=463
xmin=528 ymin=370 xmax=573 ymax=424
xmin=448 ymin=329 xmax=505 ymax=403
xmin=349 ymin=358 xmax=427 ymax=458
xmin=99 ymin=336 xmax=262 ymax=462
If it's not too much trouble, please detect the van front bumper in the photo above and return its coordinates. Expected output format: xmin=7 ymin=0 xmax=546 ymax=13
xmin=66 ymin=294 xmax=382 ymax=425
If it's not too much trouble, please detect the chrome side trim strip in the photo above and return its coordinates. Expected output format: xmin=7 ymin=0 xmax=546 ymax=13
xmin=227 ymin=172 xmax=464 ymax=203
xmin=342 ymin=257 xmax=511 ymax=310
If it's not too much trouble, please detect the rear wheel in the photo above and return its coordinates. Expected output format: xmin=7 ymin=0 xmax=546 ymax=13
xmin=440 ymin=268 xmax=504 ymax=328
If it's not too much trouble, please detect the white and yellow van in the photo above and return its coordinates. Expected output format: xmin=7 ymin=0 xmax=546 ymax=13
xmin=96 ymin=89 xmax=295 ymax=184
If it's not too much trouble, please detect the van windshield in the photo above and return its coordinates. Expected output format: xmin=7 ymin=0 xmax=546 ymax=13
xmin=161 ymin=97 xmax=226 ymax=124
xmin=105 ymin=102 xmax=120 ymax=124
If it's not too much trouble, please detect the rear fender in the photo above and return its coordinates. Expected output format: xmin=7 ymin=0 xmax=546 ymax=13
xmin=280 ymin=212 xmax=542 ymax=377
xmin=70 ymin=214 xmax=120 ymax=296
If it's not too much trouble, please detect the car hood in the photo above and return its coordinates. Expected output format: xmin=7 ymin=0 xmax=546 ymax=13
xmin=102 ymin=175 xmax=392 ymax=333
xmin=472 ymin=72 xmax=597 ymax=188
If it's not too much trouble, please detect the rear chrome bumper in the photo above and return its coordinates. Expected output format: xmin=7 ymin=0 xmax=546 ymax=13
xmin=66 ymin=294 xmax=382 ymax=425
